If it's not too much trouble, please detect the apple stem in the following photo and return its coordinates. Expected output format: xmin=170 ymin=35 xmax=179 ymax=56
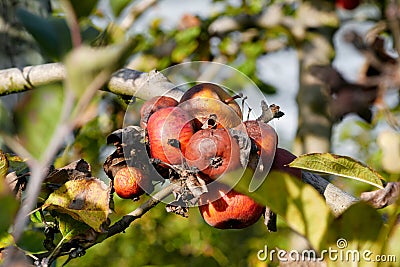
xmin=224 ymin=93 xmax=243 ymax=104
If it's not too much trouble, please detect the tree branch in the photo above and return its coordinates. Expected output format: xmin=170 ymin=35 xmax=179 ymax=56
xmin=302 ymin=172 xmax=358 ymax=216
xmin=0 ymin=63 xmax=183 ymax=100
xmin=105 ymin=183 xmax=177 ymax=238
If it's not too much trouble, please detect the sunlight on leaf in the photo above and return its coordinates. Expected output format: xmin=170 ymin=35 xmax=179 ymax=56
xmin=0 ymin=150 xmax=8 ymax=180
xmin=0 ymin=233 xmax=14 ymax=248
xmin=43 ymin=178 xmax=110 ymax=232
xmin=325 ymin=202 xmax=383 ymax=267
xmin=220 ymin=169 xmax=332 ymax=250
xmin=289 ymin=153 xmax=384 ymax=189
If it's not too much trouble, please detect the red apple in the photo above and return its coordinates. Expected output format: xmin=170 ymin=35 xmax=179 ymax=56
xmin=184 ymin=128 xmax=241 ymax=179
xmin=147 ymin=106 xmax=194 ymax=165
xmin=114 ymin=167 xmax=153 ymax=199
xmin=199 ymin=183 xmax=264 ymax=229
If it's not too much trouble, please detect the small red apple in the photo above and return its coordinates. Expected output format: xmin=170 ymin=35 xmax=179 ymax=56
xmin=199 ymin=183 xmax=264 ymax=229
xmin=147 ymin=106 xmax=195 ymax=165
xmin=114 ymin=167 xmax=153 ymax=199
xmin=184 ymin=128 xmax=241 ymax=179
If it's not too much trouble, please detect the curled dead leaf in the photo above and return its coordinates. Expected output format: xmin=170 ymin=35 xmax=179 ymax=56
xmin=360 ymin=182 xmax=400 ymax=209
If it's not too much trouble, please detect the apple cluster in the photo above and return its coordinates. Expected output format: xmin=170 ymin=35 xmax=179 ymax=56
xmin=109 ymin=83 xmax=302 ymax=229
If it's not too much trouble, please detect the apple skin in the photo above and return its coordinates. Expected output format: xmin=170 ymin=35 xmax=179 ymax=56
xmin=114 ymin=167 xmax=153 ymax=199
xmin=271 ymin=148 xmax=302 ymax=179
xmin=184 ymin=128 xmax=241 ymax=179
xmin=244 ymin=120 xmax=278 ymax=178
xmin=198 ymin=183 xmax=264 ymax=229
xmin=140 ymin=96 xmax=178 ymax=129
xmin=336 ymin=0 xmax=360 ymax=10
xmin=179 ymin=83 xmax=243 ymax=129
xmin=147 ymin=106 xmax=195 ymax=165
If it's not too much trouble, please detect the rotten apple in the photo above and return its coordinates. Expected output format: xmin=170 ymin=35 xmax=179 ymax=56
xmin=114 ymin=166 xmax=153 ymax=199
xmin=199 ymin=183 xmax=264 ymax=229
xmin=184 ymin=128 xmax=241 ymax=179
xmin=147 ymin=106 xmax=195 ymax=165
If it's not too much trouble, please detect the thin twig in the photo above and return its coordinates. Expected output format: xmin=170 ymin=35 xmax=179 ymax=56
xmin=106 ymin=183 xmax=177 ymax=238
xmin=119 ymin=0 xmax=157 ymax=31
xmin=386 ymin=1 xmax=400 ymax=64
xmin=60 ymin=0 xmax=82 ymax=48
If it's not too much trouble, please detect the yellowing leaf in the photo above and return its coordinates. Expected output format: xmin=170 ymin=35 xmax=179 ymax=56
xmin=0 ymin=150 xmax=8 ymax=180
xmin=220 ymin=169 xmax=332 ymax=250
xmin=43 ymin=178 xmax=110 ymax=232
xmin=289 ymin=153 xmax=384 ymax=189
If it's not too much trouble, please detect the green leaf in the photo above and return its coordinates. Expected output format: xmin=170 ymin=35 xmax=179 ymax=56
xmin=241 ymin=41 xmax=264 ymax=58
xmin=289 ymin=153 xmax=385 ymax=189
xmin=65 ymin=42 xmax=135 ymax=97
xmin=43 ymin=178 xmax=111 ymax=232
xmin=0 ymin=233 xmax=14 ymax=248
xmin=30 ymin=211 xmax=43 ymax=224
xmin=56 ymin=213 xmax=93 ymax=241
xmin=110 ymin=0 xmax=131 ymax=16
xmin=6 ymin=154 xmax=27 ymax=174
xmin=69 ymin=0 xmax=98 ymax=19
xmin=325 ymin=202 xmax=383 ymax=266
xmin=171 ymin=41 xmax=198 ymax=62
xmin=0 ymin=195 xmax=19 ymax=235
xmin=17 ymin=230 xmax=46 ymax=253
xmin=174 ymin=27 xmax=201 ymax=43
xmin=14 ymin=84 xmax=63 ymax=160
xmin=385 ymin=219 xmax=400 ymax=264
xmin=237 ymin=58 xmax=256 ymax=76
xmin=17 ymin=9 xmax=72 ymax=60
xmin=220 ymin=169 xmax=332 ymax=250
xmin=81 ymin=25 xmax=101 ymax=45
